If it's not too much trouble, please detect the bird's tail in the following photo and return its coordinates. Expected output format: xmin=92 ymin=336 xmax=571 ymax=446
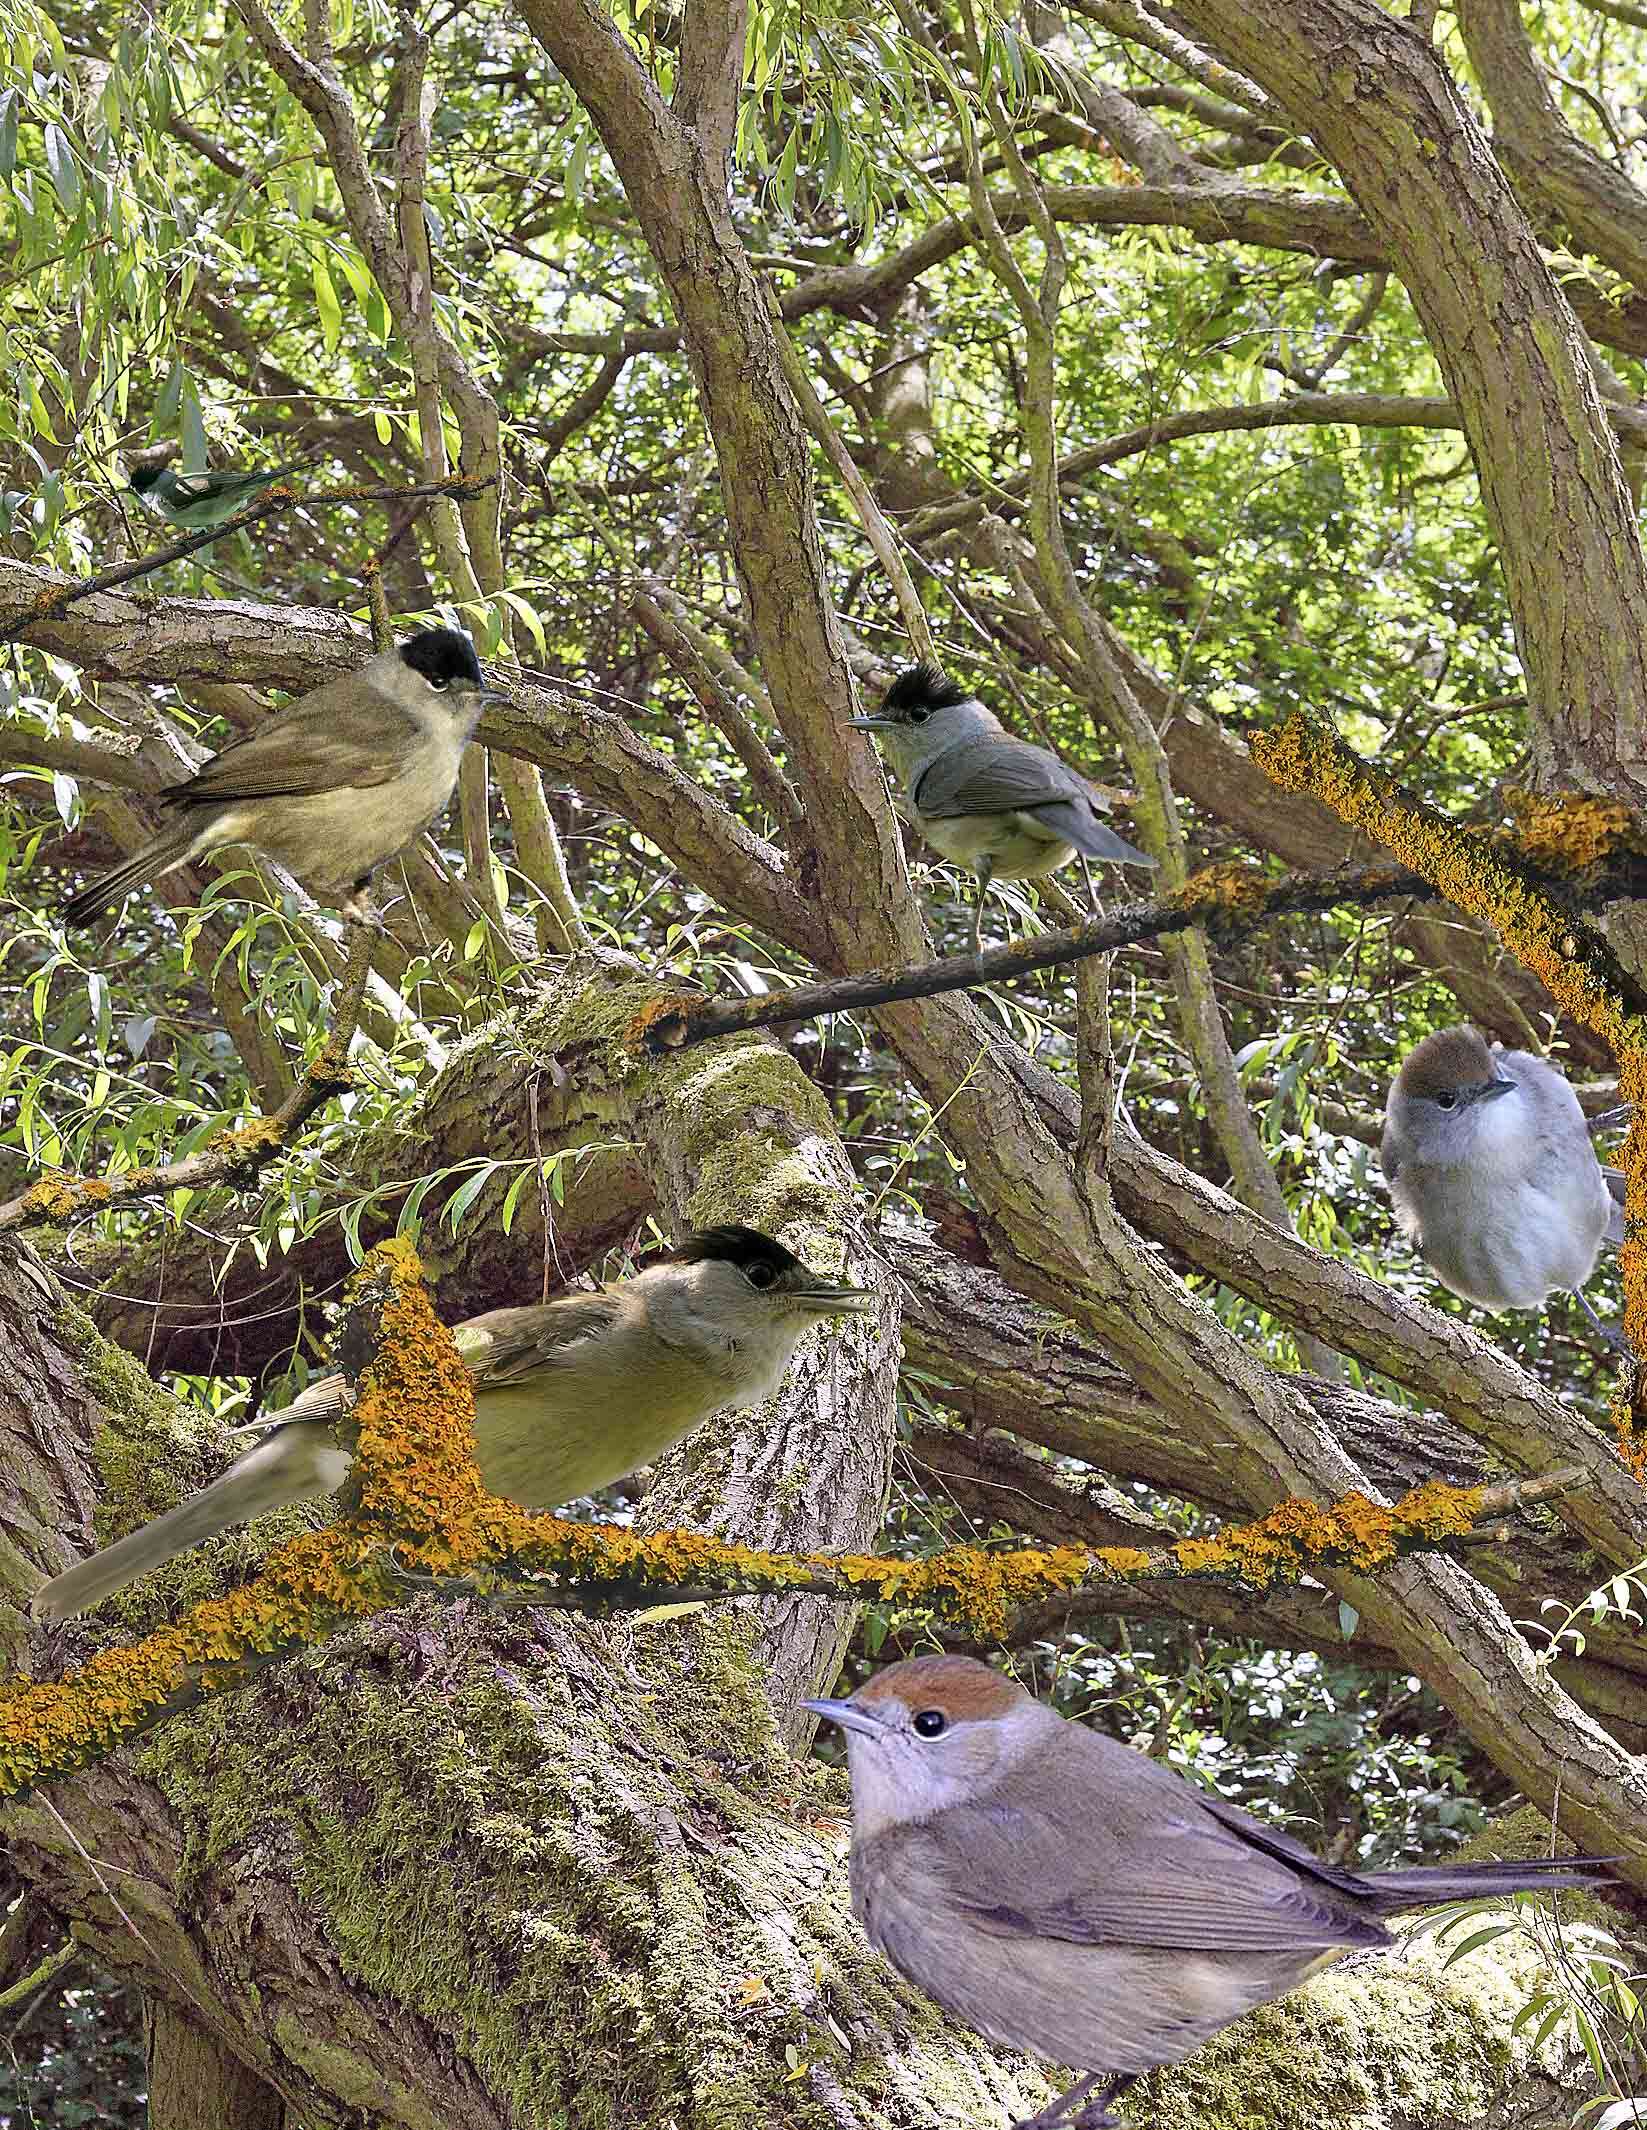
xmin=1066 ymin=811 xmax=1156 ymax=868
xmin=61 ymin=825 xmax=199 ymax=929
xmin=31 ymin=1426 xmax=337 ymax=1622
xmin=1365 ymin=1854 xmax=1614 ymax=1913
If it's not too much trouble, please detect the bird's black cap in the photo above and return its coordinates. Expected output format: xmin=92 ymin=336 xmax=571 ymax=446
xmin=663 ymin=1225 xmax=805 ymax=1279
xmin=882 ymin=663 xmax=969 ymax=715
xmin=128 ymin=466 xmax=163 ymax=495
xmin=399 ymin=627 xmax=484 ymax=688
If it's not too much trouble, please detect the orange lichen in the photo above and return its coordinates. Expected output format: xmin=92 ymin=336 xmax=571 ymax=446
xmin=0 ymin=1240 xmax=1515 ymax=1794
xmin=1504 ymin=788 xmax=1634 ymax=873
xmin=622 ymin=995 xmax=697 ymax=1054
xmin=1175 ymin=863 xmax=1274 ymax=920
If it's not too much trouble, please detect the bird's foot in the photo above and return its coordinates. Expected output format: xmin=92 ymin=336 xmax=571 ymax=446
xmin=1012 ymin=2074 xmax=1132 ymax=2129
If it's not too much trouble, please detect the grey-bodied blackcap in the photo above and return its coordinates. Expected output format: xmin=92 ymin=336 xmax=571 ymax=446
xmin=849 ymin=665 xmax=1156 ymax=950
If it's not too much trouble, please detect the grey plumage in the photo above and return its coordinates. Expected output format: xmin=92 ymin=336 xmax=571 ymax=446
xmin=62 ymin=627 xmax=498 ymax=928
xmin=1382 ymin=1027 xmax=1619 ymax=1314
xmin=850 ymin=665 xmax=1155 ymax=948
xmin=807 ymin=1656 xmax=1612 ymax=2128
xmin=33 ymin=1226 xmax=874 ymax=1622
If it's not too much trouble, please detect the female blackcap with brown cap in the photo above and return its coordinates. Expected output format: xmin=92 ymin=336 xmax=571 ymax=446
xmin=806 ymin=1655 xmax=1612 ymax=2130
xmin=1382 ymin=1026 xmax=1624 ymax=1333
xmin=34 ymin=1226 xmax=873 ymax=1622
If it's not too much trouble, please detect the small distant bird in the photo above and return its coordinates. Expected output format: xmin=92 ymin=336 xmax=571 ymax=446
xmin=129 ymin=457 xmax=316 ymax=533
xmin=849 ymin=664 xmax=1155 ymax=949
xmin=1382 ymin=1027 xmax=1625 ymax=1332
xmin=807 ymin=1655 xmax=1613 ymax=2130
xmin=62 ymin=627 xmax=501 ymax=928
xmin=33 ymin=1225 xmax=875 ymax=1621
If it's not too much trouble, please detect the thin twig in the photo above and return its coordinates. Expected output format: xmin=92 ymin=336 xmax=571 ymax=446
xmin=0 ymin=924 xmax=376 ymax=1233
xmin=2 ymin=476 xmax=496 ymax=640
xmin=764 ymin=285 xmax=936 ymax=664
xmin=634 ymin=860 xmax=1436 ymax=1052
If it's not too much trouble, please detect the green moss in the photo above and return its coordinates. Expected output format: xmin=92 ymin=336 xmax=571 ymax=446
xmin=1130 ymin=1904 xmax=1618 ymax=2130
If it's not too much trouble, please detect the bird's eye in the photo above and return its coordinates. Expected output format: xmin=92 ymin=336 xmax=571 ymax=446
xmin=912 ymin=1709 xmax=948 ymax=1738
xmin=1436 ymin=1092 xmax=1458 ymax=1110
xmin=742 ymin=1260 xmax=777 ymax=1289
xmin=907 ymin=706 xmax=930 ymax=724
xmin=429 ymin=677 xmax=450 ymax=692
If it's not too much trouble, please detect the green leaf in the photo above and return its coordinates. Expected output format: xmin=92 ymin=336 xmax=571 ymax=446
xmin=179 ymin=372 xmax=207 ymax=471
xmin=442 ymin=1164 xmax=494 ymax=1234
xmin=312 ymin=252 xmax=343 ymax=355
xmin=42 ymin=124 xmax=81 ymax=216
xmin=154 ymin=361 xmax=184 ymax=432
xmin=0 ymin=92 xmax=18 ymax=180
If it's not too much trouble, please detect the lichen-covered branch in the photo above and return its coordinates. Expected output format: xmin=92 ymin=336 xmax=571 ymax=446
xmin=0 ymin=1233 xmax=1579 ymax=1799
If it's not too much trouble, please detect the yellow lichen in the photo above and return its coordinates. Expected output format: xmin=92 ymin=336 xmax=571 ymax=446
xmin=1503 ymin=789 xmax=1634 ymax=873
xmin=622 ymin=995 xmax=698 ymax=1054
xmin=0 ymin=1238 xmax=1507 ymax=1795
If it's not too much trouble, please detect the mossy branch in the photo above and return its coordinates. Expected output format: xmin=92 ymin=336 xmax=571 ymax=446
xmin=1252 ymin=707 xmax=1647 ymax=1472
xmin=0 ymin=926 xmax=375 ymax=1235
xmin=2 ymin=1244 xmax=1585 ymax=1799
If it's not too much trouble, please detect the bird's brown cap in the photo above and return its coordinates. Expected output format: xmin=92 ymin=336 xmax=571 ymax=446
xmin=1394 ymin=1026 xmax=1496 ymax=1103
xmin=855 ymin=1654 xmax=1029 ymax=1722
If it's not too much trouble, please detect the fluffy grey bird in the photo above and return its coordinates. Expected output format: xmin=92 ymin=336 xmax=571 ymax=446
xmin=849 ymin=665 xmax=1155 ymax=949
xmin=33 ymin=1226 xmax=875 ymax=1622
xmin=1382 ymin=1027 xmax=1625 ymax=1327
xmin=129 ymin=457 xmax=312 ymax=532
xmin=62 ymin=627 xmax=500 ymax=928
xmin=807 ymin=1655 xmax=1612 ymax=2130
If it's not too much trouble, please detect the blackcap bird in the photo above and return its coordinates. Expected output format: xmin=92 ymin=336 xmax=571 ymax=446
xmin=33 ymin=1226 xmax=874 ymax=1622
xmin=1381 ymin=1027 xmax=1625 ymax=1332
xmin=806 ymin=1655 xmax=1613 ymax=2130
xmin=849 ymin=665 xmax=1156 ymax=950
xmin=62 ymin=627 xmax=503 ymax=928
xmin=129 ymin=457 xmax=313 ymax=532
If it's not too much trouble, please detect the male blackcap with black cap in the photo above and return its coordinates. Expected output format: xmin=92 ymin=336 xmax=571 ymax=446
xmin=129 ymin=455 xmax=315 ymax=533
xmin=1382 ymin=1026 xmax=1625 ymax=1337
xmin=62 ymin=626 xmax=504 ymax=928
xmin=849 ymin=664 xmax=1155 ymax=950
xmin=806 ymin=1655 xmax=1613 ymax=2130
xmin=34 ymin=1226 xmax=874 ymax=1622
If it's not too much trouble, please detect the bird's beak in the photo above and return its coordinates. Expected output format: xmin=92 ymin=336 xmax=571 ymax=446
xmin=802 ymin=1697 xmax=884 ymax=1737
xmin=1475 ymin=1076 xmax=1518 ymax=1105
xmin=847 ymin=715 xmax=895 ymax=731
xmin=789 ymin=1281 xmax=878 ymax=1318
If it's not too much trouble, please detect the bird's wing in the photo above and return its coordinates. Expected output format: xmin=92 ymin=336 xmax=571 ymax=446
xmin=1604 ymin=1166 xmax=1626 ymax=1247
xmin=173 ymin=676 xmax=422 ymax=803
xmin=168 ymin=468 xmax=270 ymax=503
xmin=917 ymin=1780 xmax=1387 ymax=1955
xmin=912 ymin=737 xmax=1083 ymax=820
xmin=457 ymin=1295 xmax=623 ymax=1387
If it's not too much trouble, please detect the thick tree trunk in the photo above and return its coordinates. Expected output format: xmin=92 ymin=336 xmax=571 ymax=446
xmin=146 ymin=2002 xmax=286 ymax=2130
